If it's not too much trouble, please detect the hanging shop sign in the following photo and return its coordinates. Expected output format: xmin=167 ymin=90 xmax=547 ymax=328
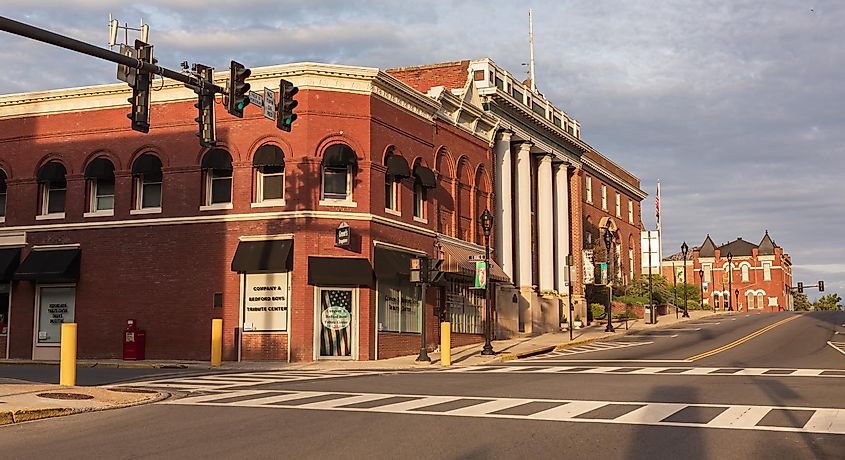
xmin=243 ymin=273 xmax=289 ymax=332
xmin=583 ymin=249 xmax=595 ymax=284
xmin=335 ymin=222 xmax=351 ymax=248
xmin=473 ymin=261 xmax=488 ymax=290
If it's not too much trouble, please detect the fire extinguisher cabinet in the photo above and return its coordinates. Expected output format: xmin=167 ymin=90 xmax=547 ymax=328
xmin=123 ymin=319 xmax=146 ymax=360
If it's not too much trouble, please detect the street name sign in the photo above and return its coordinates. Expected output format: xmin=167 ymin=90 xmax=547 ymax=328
xmin=264 ymin=87 xmax=276 ymax=120
xmin=248 ymin=90 xmax=263 ymax=107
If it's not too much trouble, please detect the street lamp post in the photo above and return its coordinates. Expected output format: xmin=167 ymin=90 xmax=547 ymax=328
xmin=673 ymin=262 xmax=678 ymax=319
xmin=735 ymin=289 xmax=740 ymax=313
xmin=681 ymin=242 xmax=689 ymax=318
xmin=726 ymin=252 xmax=734 ymax=311
xmin=603 ymin=228 xmax=615 ymax=333
xmin=698 ymin=268 xmax=705 ymax=310
xmin=480 ymin=209 xmax=495 ymax=356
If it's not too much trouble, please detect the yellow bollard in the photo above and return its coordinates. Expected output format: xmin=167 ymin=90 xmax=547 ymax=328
xmin=440 ymin=322 xmax=451 ymax=366
xmin=211 ymin=319 xmax=223 ymax=367
xmin=60 ymin=323 xmax=77 ymax=386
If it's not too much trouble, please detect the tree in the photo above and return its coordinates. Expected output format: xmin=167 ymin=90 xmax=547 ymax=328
xmin=793 ymin=292 xmax=812 ymax=311
xmin=813 ymin=294 xmax=843 ymax=311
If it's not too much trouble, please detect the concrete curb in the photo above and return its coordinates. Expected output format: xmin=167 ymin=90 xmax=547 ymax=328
xmin=0 ymin=360 xmax=192 ymax=369
xmin=0 ymin=407 xmax=73 ymax=425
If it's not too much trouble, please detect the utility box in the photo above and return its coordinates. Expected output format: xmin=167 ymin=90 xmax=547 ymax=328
xmin=123 ymin=319 xmax=146 ymax=360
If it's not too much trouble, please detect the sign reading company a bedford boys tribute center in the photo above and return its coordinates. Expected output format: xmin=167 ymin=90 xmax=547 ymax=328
xmin=243 ymin=273 xmax=289 ymax=332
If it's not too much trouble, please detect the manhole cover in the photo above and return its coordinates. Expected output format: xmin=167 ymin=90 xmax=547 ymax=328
xmin=37 ymin=392 xmax=94 ymax=400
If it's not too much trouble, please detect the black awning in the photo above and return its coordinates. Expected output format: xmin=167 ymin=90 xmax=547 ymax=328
xmin=323 ymin=144 xmax=357 ymax=167
xmin=413 ymin=165 xmax=436 ymax=188
xmin=132 ymin=153 xmax=163 ymax=179
xmin=0 ymin=248 xmax=21 ymax=281
xmin=37 ymin=162 xmax=67 ymax=182
xmin=253 ymin=145 xmax=285 ymax=167
xmin=374 ymin=246 xmax=414 ymax=279
xmin=201 ymin=148 xmax=233 ymax=170
xmin=308 ymin=257 xmax=372 ymax=287
xmin=14 ymin=248 xmax=81 ymax=283
xmin=84 ymin=157 xmax=115 ymax=180
xmin=385 ymin=155 xmax=411 ymax=179
xmin=231 ymin=239 xmax=293 ymax=273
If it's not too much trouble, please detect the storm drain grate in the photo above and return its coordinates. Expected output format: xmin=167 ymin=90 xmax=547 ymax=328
xmin=37 ymin=392 xmax=94 ymax=400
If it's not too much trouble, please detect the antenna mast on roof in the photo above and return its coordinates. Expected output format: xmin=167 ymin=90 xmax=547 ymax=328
xmin=528 ymin=8 xmax=536 ymax=92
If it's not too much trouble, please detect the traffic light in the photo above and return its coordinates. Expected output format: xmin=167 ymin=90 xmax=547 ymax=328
xmin=226 ymin=60 xmax=251 ymax=118
xmin=277 ymin=79 xmax=299 ymax=132
xmin=410 ymin=257 xmax=422 ymax=283
xmin=194 ymin=65 xmax=216 ymax=148
xmin=127 ymin=40 xmax=153 ymax=133
xmin=797 ymin=282 xmax=804 ymax=294
xmin=818 ymin=280 xmax=824 ymax=292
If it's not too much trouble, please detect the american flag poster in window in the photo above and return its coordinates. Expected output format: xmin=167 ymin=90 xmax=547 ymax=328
xmin=320 ymin=290 xmax=353 ymax=357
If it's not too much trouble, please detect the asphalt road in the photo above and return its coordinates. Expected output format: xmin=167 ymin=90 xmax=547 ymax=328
xmin=0 ymin=310 xmax=842 ymax=460
xmin=0 ymin=364 xmax=199 ymax=386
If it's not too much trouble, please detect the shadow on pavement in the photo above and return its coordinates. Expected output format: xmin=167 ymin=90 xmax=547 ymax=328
xmin=624 ymin=385 xmax=708 ymax=460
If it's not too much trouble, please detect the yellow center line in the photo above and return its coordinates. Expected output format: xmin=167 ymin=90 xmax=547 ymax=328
xmin=685 ymin=315 xmax=800 ymax=362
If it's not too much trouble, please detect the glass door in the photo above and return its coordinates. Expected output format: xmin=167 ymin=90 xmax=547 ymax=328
xmin=316 ymin=288 xmax=356 ymax=358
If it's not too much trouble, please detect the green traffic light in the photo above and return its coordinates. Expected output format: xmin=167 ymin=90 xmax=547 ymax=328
xmin=236 ymin=98 xmax=249 ymax=111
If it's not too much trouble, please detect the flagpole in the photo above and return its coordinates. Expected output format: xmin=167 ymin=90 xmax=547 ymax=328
xmin=656 ymin=180 xmax=663 ymax=269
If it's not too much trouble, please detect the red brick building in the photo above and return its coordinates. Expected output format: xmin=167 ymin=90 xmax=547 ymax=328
xmin=662 ymin=232 xmax=793 ymax=311
xmin=0 ymin=62 xmax=502 ymax=361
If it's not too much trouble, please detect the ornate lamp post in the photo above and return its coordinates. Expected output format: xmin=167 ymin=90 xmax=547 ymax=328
xmin=681 ymin=241 xmax=689 ymax=318
xmin=603 ymin=227 xmax=615 ymax=333
xmin=726 ymin=252 xmax=734 ymax=311
xmin=735 ymin=289 xmax=740 ymax=313
xmin=480 ymin=209 xmax=495 ymax=356
xmin=698 ymin=268 xmax=705 ymax=310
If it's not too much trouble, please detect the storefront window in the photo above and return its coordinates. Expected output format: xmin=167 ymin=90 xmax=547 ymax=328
xmin=37 ymin=286 xmax=75 ymax=344
xmin=377 ymin=278 xmax=420 ymax=333
xmin=446 ymin=281 xmax=483 ymax=334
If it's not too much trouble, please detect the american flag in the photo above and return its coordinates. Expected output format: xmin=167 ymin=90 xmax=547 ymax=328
xmin=321 ymin=290 xmax=352 ymax=357
xmin=655 ymin=181 xmax=661 ymax=225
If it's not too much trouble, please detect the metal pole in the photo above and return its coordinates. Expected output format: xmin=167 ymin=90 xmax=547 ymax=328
xmin=568 ymin=259 xmax=574 ymax=341
xmin=647 ymin=232 xmax=654 ymax=324
xmin=605 ymin=235 xmax=614 ymax=333
xmin=0 ymin=16 xmax=223 ymax=93
xmin=481 ymin=234 xmax=494 ymax=355
xmin=699 ymin=270 xmax=705 ymax=312
xmin=417 ymin=280 xmax=431 ymax=362
xmin=673 ymin=263 xmax=678 ymax=319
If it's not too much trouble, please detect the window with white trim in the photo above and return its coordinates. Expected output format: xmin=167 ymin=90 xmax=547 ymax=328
xmin=601 ymin=185 xmax=607 ymax=211
xmin=413 ymin=181 xmax=426 ymax=219
xmin=256 ymin=165 xmax=285 ymax=202
xmin=763 ymin=261 xmax=771 ymax=281
xmin=615 ymin=192 xmax=621 ymax=217
xmin=628 ymin=200 xmax=633 ymax=223
xmin=385 ymin=176 xmax=398 ymax=212
xmin=132 ymin=154 xmax=163 ymax=210
xmin=322 ymin=165 xmax=351 ymax=201
xmin=703 ymin=263 xmax=712 ymax=284
xmin=741 ymin=264 xmax=750 ymax=282
xmin=85 ymin=157 xmax=115 ymax=213
xmin=201 ymin=149 xmax=233 ymax=206
xmin=585 ymin=176 xmax=592 ymax=203
xmin=37 ymin=161 xmax=67 ymax=216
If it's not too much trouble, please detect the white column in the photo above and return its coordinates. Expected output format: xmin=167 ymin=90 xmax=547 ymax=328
xmin=537 ymin=154 xmax=554 ymax=292
xmin=494 ymin=131 xmax=514 ymax=281
xmin=514 ymin=141 xmax=534 ymax=288
xmin=554 ymin=163 xmax=571 ymax=292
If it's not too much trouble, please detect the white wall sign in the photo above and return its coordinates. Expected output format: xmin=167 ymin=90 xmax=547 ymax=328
xmin=243 ymin=273 xmax=289 ymax=332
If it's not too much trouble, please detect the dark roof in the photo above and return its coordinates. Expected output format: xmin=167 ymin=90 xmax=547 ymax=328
xmin=718 ymin=237 xmax=757 ymax=257
xmin=663 ymin=248 xmax=699 ymax=262
xmin=699 ymin=234 xmax=716 ymax=258
xmin=758 ymin=231 xmax=775 ymax=255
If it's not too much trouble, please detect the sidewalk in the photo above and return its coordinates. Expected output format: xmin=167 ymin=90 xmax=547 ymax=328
xmin=0 ymin=383 xmax=163 ymax=426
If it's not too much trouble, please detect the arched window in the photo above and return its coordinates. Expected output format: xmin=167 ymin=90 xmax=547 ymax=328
xmin=713 ymin=293 xmax=721 ymax=310
xmin=383 ymin=149 xmax=409 ymax=213
xmin=253 ymin=145 xmax=285 ymax=204
xmin=321 ymin=144 xmax=356 ymax=202
xmin=37 ymin=161 xmax=67 ymax=217
xmin=0 ymin=169 xmax=7 ymax=219
xmin=85 ymin=157 xmax=115 ymax=214
xmin=132 ymin=153 xmax=162 ymax=210
xmin=741 ymin=264 xmax=750 ymax=282
xmin=412 ymin=161 xmax=435 ymax=221
xmin=201 ymin=149 xmax=233 ymax=206
xmin=746 ymin=292 xmax=754 ymax=310
xmin=756 ymin=292 xmax=764 ymax=310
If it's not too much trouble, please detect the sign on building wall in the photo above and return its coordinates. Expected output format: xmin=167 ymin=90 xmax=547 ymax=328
xmin=640 ymin=230 xmax=661 ymax=272
xmin=37 ymin=287 xmax=76 ymax=344
xmin=243 ymin=273 xmax=289 ymax=332
xmin=583 ymin=249 xmax=595 ymax=284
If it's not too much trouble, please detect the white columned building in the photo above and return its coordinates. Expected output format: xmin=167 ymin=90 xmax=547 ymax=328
xmin=514 ymin=141 xmax=534 ymax=288
xmin=494 ymin=130 xmax=514 ymax=280
xmin=536 ymin=154 xmax=555 ymax=292
xmin=553 ymin=163 xmax=570 ymax=293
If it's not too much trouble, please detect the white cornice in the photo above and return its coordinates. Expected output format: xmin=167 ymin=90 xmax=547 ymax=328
xmin=581 ymin=156 xmax=647 ymax=200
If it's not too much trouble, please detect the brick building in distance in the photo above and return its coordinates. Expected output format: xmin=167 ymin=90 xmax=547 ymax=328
xmin=0 ymin=62 xmax=505 ymax=362
xmin=662 ymin=232 xmax=793 ymax=311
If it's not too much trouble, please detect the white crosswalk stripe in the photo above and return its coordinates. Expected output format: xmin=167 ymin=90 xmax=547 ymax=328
xmin=113 ymin=370 xmax=383 ymax=392
xmin=162 ymin=389 xmax=845 ymax=435
xmin=523 ymin=340 xmax=652 ymax=360
xmin=827 ymin=341 xmax=845 ymax=355
xmin=442 ymin=366 xmax=845 ymax=378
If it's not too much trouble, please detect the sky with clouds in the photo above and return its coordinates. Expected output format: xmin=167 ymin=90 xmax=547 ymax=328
xmin=1 ymin=1 xmax=842 ymax=300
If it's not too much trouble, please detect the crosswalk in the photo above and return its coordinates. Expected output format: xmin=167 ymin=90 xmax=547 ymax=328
xmin=828 ymin=341 xmax=845 ymax=355
xmin=113 ymin=370 xmax=384 ymax=392
xmin=522 ymin=340 xmax=652 ymax=360
xmin=442 ymin=365 xmax=845 ymax=378
xmin=162 ymin=388 xmax=845 ymax=435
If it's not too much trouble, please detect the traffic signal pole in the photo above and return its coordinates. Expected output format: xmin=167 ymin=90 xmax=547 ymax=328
xmin=0 ymin=16 xmax=224 ymax=94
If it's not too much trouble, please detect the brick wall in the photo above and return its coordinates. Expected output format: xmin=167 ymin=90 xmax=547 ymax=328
xmin=387 ymin=61 xmax=471 ymax=93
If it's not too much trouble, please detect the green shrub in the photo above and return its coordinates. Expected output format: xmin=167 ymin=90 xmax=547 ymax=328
xmin=613 ymin=310 xmax=638 ymax=320
xmin=613 ymin=295 xmax=647 ymax=307
xmin=590 ymin=303 xmax=606 ymax=320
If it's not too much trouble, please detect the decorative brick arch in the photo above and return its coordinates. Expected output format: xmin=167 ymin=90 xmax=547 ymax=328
xmin=130 ymin=145 xmax=169 ymax=169
xmin=433 ymin=147 xmax=456 ymax=236
xmin=455 ymin=156 xmax=474 ymax=241
xmin=246 ymin=136 xmax=293 ymax=162
xmin=34 ymin=154 xmax=71 ymax=177
xmin=82 ymin=149 xmax=122 ymax=172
